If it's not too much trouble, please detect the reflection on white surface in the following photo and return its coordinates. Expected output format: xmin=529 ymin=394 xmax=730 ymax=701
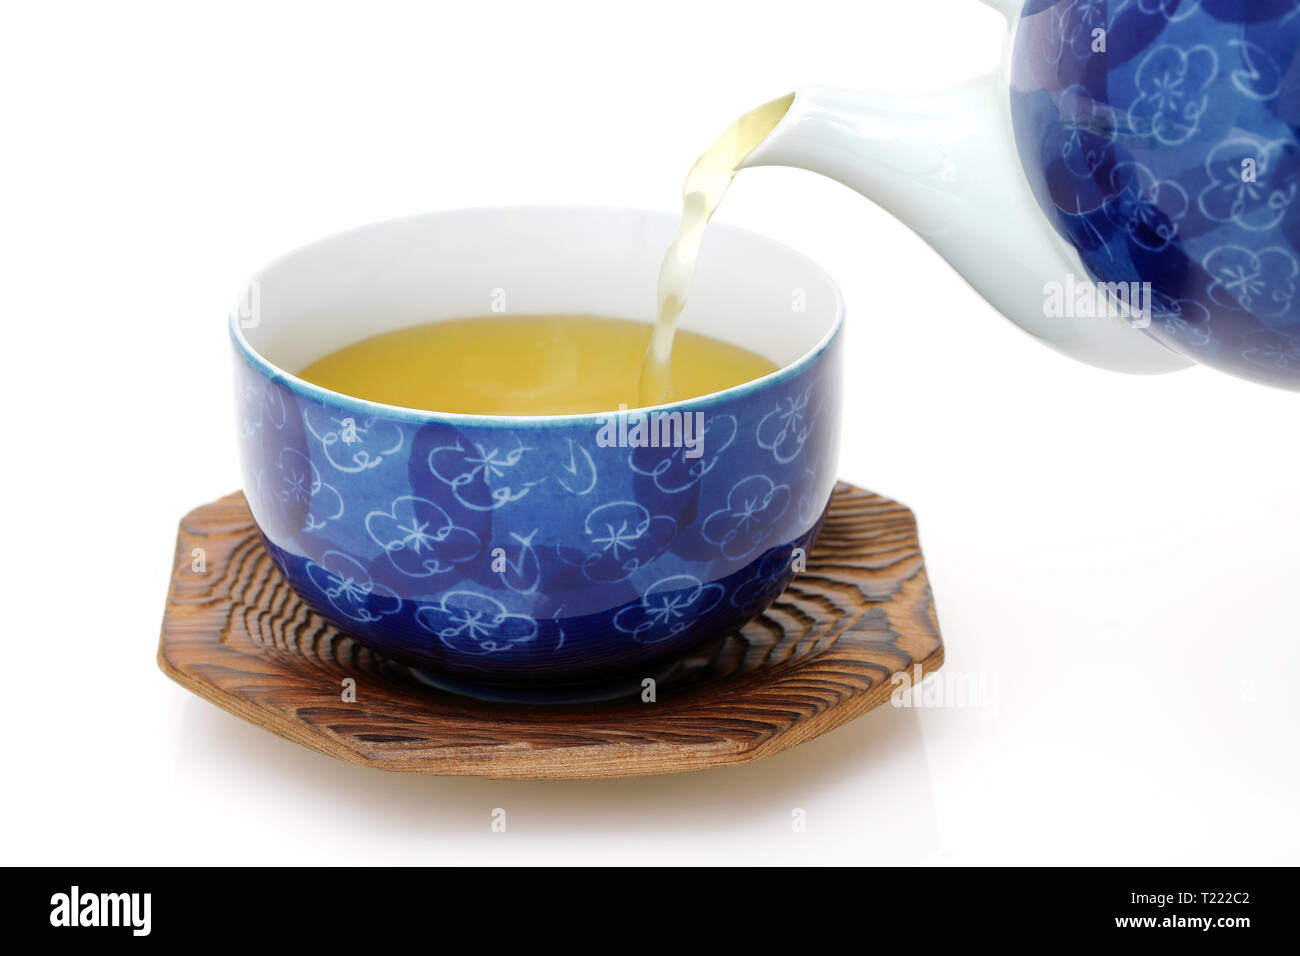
xmin=174 ymin=693 xmax=940 ymax=865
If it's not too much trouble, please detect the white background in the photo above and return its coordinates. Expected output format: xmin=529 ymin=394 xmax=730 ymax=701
xmin=3 ymin=0 xmax=1297 ymax=865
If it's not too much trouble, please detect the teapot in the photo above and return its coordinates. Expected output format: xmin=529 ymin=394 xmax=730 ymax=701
xmin=740 ymin=0 xmax=1300 ymax=389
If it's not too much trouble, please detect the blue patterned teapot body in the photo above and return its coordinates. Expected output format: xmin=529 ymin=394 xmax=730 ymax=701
xmin=742 ymin=0 xmax=1300 ymax=389
xmin=1010 ymin=0 xmax=1300 ymax=388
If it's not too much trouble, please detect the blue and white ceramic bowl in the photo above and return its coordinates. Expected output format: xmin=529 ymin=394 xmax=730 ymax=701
xmin=231 ymin=206 xmax=843 ymax=701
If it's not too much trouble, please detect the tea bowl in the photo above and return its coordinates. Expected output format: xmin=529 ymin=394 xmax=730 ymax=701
xmin=230 ymin=206 xmax=842 ymax=701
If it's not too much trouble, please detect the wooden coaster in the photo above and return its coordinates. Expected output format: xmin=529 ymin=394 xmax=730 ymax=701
xmin=158 ymin=482 xmax=944 ymax=779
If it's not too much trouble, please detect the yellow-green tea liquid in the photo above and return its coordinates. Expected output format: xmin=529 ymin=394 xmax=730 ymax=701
xmin=297 ymin=314 xmax=777 ymax=416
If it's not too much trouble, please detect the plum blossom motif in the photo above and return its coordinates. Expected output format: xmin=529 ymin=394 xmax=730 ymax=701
xmin=496 ymin=529 xmax=542 ymax=594
xmin=304 ymin=407 xmax=404 ymax=474
xmin=1203 ymin=244 xmax=1299 ymax=316
xmin=415 ymin=591 xmax=538 ymax=655
xmin=365 ymin=496 xmax=480 ymax=577
xmin=304 ymin=551 xmax=401 ymax=623
xmin=1151 ymin=294 xmax=1213 ymax=347
xmin=1198 ymin=138 xmax=1297 ymax=231
xmin=1054 ymin=0 xmax=1109 ymax=62
xmin=276 ymin=447 xmax=343 ymax=531
xmin=1127 ymin=44 xmax=1218 ymax=145
xmin=1226 ymin=39 xmax=1283 ymax=101
xmin=756 ymin=388 xmax=815 ymax=464
xmin=1241 ymin=329 xmax=1300 ymax=371
xmin=1137 ymin=0 xmax=1202 ymax=22
xmin=571 ymin=501 xmax=676 ymax=583
xmin=702 ymin=475 xmax=791 ymax=561
xmin=429 ymin=434 xmax=547 ymax=511
xmin=1057 ymin=84 xmax=1117 ymax=178
xmin=612 ymin=575 xmax=724 ymax=645
xmin=628 ymin=414 xmax=736 ymax=493
xmin=797 ymin=488 xmax=828 ymax=526
xmin=239 ymin=379 xmax=287 ymax=439
xmin=552 ymin=437 xmax=597 ymax=495
xmin=1103 ymin=162 xmax=1188 ymax=250
xmin=729 ymin=545 xmax=797 ymax=617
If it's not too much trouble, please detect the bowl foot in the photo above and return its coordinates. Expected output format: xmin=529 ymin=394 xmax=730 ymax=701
xmin=405 ymin=659 xmax=685 ymax=705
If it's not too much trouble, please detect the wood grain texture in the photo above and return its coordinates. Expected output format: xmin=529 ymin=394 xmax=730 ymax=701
xmin=158 ymin=482 xmax=944 ymax=779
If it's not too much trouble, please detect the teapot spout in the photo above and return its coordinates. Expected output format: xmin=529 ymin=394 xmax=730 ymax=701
xmin=741 ymin=81 xmax=1192 ymax=375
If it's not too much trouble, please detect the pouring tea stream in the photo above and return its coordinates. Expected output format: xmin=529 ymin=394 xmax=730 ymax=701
xmin=650 ymin=0 xmax=1300 ymax=392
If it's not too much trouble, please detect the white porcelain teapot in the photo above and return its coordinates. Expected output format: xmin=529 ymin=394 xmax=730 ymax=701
xmin=741 ymin=0 xmax=1300 ymax=389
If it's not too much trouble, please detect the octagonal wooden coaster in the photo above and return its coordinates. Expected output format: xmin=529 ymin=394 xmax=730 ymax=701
xmin=158 ymin=482 xmax=944 ymax=779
